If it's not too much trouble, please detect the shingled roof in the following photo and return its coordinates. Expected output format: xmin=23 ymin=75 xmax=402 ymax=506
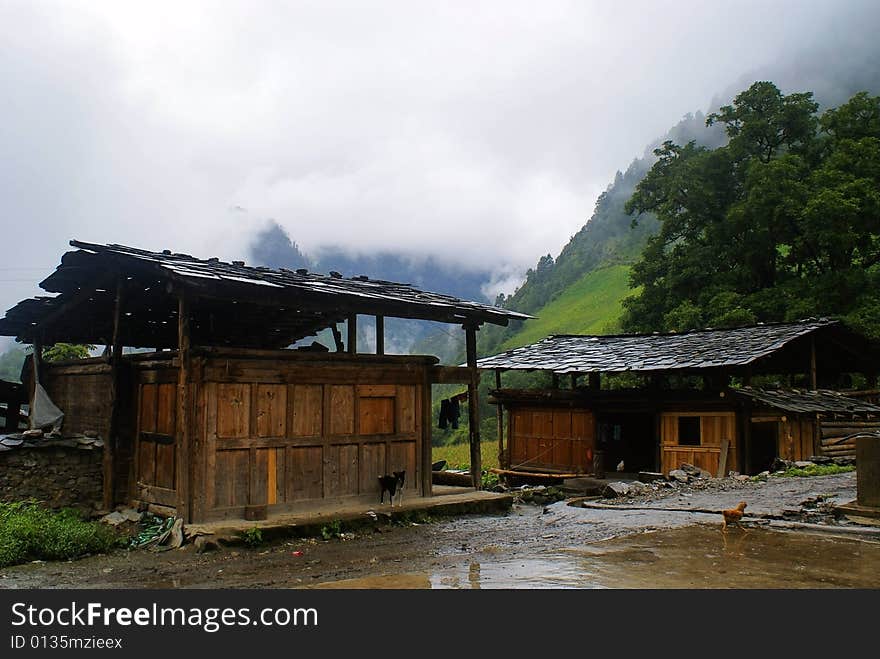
xmin=476 ymin=319 xmax=880 ymax=376
xmin=0 ymin=240 xmax=530 ymax=349
xmin=731 ymin=387 xmax=880 ymax=415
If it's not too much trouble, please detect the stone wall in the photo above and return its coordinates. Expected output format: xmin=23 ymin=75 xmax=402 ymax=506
xmin=0 ymin=445 xmax=104 ymax=513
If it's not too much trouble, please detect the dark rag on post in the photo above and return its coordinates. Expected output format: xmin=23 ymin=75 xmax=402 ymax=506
xmin=439 ymin=398 xmax=451 ymax=429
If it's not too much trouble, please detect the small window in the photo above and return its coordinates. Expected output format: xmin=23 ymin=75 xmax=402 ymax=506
xmin=678 ymin=416 xmax=701 ymax=446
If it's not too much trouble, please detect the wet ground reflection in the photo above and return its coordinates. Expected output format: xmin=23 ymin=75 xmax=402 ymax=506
xmin=310 ymin=525 xmax=880 ymax=589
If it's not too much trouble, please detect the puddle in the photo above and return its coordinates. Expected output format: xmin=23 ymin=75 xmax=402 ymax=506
xmin=308 ymin=525 xmax=880 ymax=589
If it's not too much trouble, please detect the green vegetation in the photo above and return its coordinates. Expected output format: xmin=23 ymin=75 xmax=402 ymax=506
xmin=776 ymin=464 xmax=856 ymax=478
xmin=242 ymin=526 xmax=264 ymax=547
xmin=623 ymin=84 xmax=880 ymax=337
xmin=432 ymin=440 xmax=500 ymax=471
xmin=498 ymin=265 xmax=634 ymax=351
xmin=42 ymin=343 xmax=96 ymax=362
xmin=0 ymin=501 xmax=120 ymax=568
xmin=320 ymin=520 xmax=343 ymax=541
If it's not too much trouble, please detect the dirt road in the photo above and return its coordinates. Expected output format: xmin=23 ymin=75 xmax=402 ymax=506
xmin=2 ymin=472 xmax=879 ymax=589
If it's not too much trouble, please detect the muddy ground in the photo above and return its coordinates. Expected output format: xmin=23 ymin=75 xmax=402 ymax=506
xmin=2 ymin=472 xmax=880 ymax=589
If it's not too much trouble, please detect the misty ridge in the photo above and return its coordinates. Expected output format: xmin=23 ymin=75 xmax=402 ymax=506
xmin=245 ymin=26 xmax=880 ymax=360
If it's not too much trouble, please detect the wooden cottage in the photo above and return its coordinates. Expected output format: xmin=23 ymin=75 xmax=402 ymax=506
xmin=0 ymin=241 xmax=528 ymax=522
xmin=478 ymin=320 xmax=880 ymax=477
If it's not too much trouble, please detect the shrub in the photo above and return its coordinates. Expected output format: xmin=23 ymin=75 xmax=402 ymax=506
xmin=0 ymin=501 xmax=120 ymax=568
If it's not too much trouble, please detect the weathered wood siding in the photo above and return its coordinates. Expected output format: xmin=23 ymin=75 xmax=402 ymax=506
xmin=660 ymin=412 xmax=737 ymax=475
xmin=196 ymin=357 xmax=426 ymax=521
xmin=507 ymin=407 xmax=595 ymax=473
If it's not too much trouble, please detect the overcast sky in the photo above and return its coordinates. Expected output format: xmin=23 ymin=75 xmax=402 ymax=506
xmin=1 ymin=0 xmax=878 ymax=330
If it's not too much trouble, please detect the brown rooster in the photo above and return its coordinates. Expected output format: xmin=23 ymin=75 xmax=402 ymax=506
xmin=721 ymin=501 xmax=748 ymax=533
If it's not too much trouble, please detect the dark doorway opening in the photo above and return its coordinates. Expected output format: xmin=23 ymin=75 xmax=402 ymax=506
xmin=749 ymin=421 xmax=778 ymax=474
xmin=597 ymin=413 xmax=656 ymax=474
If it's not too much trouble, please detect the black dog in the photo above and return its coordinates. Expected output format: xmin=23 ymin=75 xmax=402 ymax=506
xmin=378 ymin=470 xmax=406 ymax=506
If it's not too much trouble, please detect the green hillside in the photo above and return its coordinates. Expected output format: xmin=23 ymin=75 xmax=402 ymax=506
xmin=498 ymin=265 xmax=635 ymax=350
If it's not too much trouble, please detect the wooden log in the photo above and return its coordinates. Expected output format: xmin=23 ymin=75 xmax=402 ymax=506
xmin=104 ymin=277 xmax=124 ymax=511
xmin=175 ymin=291 xmax=191 ymax=522
xmin=821 ymin=420 xmax=880 ymax=428
xmin=821 ymin=427 xmax=880 ymax=438
xmin=432 ymin=470 xmax=473 ymax=487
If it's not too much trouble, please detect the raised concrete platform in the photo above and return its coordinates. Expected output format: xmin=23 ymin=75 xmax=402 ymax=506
xmin=185 ymin=486 xmax=513 ymax=542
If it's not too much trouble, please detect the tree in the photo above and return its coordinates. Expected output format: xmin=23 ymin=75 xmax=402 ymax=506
xmin=42 ymin=344 xmax=95 ymax=362
xmin=622 ymin=83 xmax=880 ymax=338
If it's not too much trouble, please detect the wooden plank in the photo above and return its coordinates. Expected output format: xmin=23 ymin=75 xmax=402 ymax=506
xmin=359 ymin=442 xmax=387 ymax=495
xmin=397 ymin=385 xmax=416 ymax=434
xmin=359 ymin=396 xmax=395 ymax=435
xmin=156 ymin=383 xmax=176 ymax=435
xmin=289 ymin=384 xmax=323 ymax=437
xmin=155 ymin=443 xmax=175 ymax=490
xmin=217 ymin=383 xmax=250 ymax=438
xmin=267 ymin=447 xmax=280 ymax=505
xmin=214 ymin=451 xmax=233 ymax=508
xmin=328 ymin=385 xmax=355 ymax=435
xmin=390 ymin=441 xmax=417 ymax=490
xmin=358 ymin=384 xmax=396 ymax=397
xmin=717 ymin=437 xmax=730 ymax=477
xmin=430 ymin=366 xmax=473 ymax=384
xmin=340 ymin=444 xmax=359 ymax=495
xmin=287 ymin=446 xmax=323 ymax=501
xmin=231 ymin=449 xmax=250 ymax=507
xmin=254 ymin=383 xmax=287 ymax=437
xmin=204 ymin=382 xmax=218 ymax=517
xmin=323 ymin=444 xmax=359 ymax=496
xmin=251 ymin=448 xmax=269 ymax=506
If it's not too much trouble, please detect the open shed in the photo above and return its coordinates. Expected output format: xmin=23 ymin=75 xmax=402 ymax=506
xmin=478 ymin=320 xmax=880 ymax=477
xmin=0 ymin=240 xmax=528 ymax=522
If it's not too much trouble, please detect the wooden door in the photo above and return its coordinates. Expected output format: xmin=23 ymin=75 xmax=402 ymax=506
xmin=134 ymin=382 xmax=177 ymax=507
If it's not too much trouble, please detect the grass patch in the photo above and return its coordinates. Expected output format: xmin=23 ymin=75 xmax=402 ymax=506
xmin=499 ymin=265 xmax=635 ymax=351
xmin=432 ymin=440 xmax=500 ymax=471
xmin=0 ymin=501 xmax=120 ymax=568
xmin=776 ymin=464 xmax=856 ymax=478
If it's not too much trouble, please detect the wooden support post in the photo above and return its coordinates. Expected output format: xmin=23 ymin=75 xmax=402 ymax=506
xmin=375 ymin=315 xmax=384 ymax=355
xmin=465 ymin=324 xmax=481 ymax=490
xmin=742 ymin=403 xmax=752 ymax=475
xmin=421 ymin=371 xmax=433 ymax=498
xmin=570 ymin=373 xmax=578 ymax=390
xmin=588 ymin=372 xmax=600 ymax=390
xmin=810 ymin=338 xmax=818 ymax=390
xmin=104 ymin=278 xmax=124 ymax=511
xmin=331 ymin=324 xmax=344 ymax=352
xmin=495 ymin=370 xmax=503 ymax=466
xmin=175 ymin=291 xmax=192 ymax=522
xmin=347 ymin=314 xmax=357 ymax=355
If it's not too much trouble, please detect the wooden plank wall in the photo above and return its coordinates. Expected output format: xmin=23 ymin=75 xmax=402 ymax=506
xmin=819 ymin=418 xmax=880 ymax=461
xmin=660 ymin=412 xmax=737 ymax=475
xmin=44 ymin=365 xmax=113 ymax=438
xmin=507 ymin=407 xmax=595 ymax=472
xmin=778 ymin=417 xmax=816 ymax=462
xmin=200 ymin=358 xmax=425 ymax=521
